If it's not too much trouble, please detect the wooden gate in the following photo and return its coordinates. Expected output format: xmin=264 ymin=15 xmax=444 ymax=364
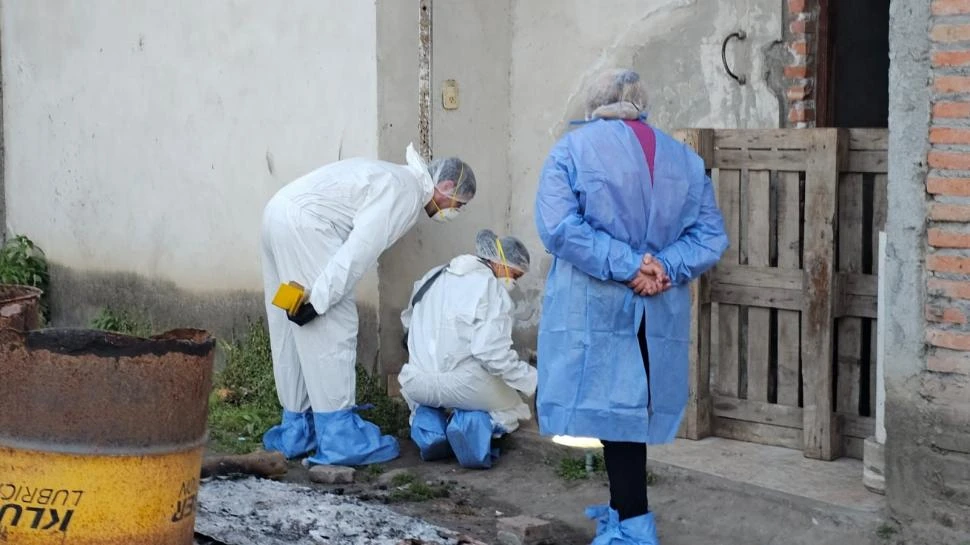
xmin=675 ymin=128 xmax=887 ymax=461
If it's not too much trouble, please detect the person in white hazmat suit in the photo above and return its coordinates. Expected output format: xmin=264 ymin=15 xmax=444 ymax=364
xmin=398 ymin=229 xmax=537 ymax=468
xmin=260 ymin=144 xmax=476 ymax=467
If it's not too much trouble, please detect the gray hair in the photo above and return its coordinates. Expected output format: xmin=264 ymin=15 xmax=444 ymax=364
xmin=584 ymin=69 xmax=648 ymax=120
xmin=429 ymin=157 xmax=477 ymax=202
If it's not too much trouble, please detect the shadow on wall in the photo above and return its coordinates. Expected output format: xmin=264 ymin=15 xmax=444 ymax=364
xmin=46 ymin=264 xmax=381 ymax=375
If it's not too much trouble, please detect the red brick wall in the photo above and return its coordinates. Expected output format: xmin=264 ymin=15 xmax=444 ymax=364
xmin=785 ymin=0 xmax=819 ymax=127
xmin=925 ymin=0 xmax=970 ymax=376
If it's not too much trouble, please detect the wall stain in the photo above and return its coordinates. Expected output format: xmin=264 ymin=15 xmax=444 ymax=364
xmin=47 ymin=264 xmax=381 ymax=374
xmin=265 ymin=151 xmax=275 ymax=176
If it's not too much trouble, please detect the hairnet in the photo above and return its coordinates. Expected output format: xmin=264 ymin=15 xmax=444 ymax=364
xmin=476 ymin=229 xmax=530 ymax=273
xmin=584 ymin=69 xmax=648 ymax=120
xmin=430 ymin=157 xmax=477 ymax=203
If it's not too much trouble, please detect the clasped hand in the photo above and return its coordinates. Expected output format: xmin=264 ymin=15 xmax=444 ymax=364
xmin=628 ymin=254 xmax=671 ymax=297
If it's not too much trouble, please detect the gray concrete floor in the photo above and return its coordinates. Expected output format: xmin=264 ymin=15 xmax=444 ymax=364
xmin=492 ymin=429 xmax=891 ymax=544
xmin=648 ymin=436 xmax=885 ymax=513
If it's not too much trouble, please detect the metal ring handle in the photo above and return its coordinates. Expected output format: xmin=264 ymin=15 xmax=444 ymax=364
xmin=721 ymin=30 xmax=747 ymax=85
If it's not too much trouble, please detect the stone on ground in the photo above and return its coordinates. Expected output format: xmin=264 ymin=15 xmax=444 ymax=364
xmin=496 ymin=515 xmax=555 ymax=545
xmin=309 ymin=464 xmax=356 ymax=484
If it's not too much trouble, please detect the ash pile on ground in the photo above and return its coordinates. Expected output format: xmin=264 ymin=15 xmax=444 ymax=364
xmin=195 ymin=478 xmax=468 ymax=545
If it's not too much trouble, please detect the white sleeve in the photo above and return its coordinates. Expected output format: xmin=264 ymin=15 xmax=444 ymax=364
xmin=308 ymin=176 xmax=421 ymax=314
xmin=468 ymin=282 xmax=538 ymax=395
xmin=401 ymin=301 xmax=415 ymax=334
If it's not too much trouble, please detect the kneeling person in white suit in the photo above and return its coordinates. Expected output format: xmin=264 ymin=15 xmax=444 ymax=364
xmin=399 ymin=230 xmax=537 ymax=468
xmin=260 ymin=144 xmax=477 ymax=467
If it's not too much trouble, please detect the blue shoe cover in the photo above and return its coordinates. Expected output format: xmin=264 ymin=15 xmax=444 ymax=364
xmin=306 ymin=407 xmax=400 ymax=466
xmin=586 ymin=506 xmax=658 ymax=545
xmin=411 ymin=406 xmax=453 ymax=461
xmin=446 ymin=409 xmax=500 ymax=469
xmin=262 ymin=410 xmax=315 ymax=459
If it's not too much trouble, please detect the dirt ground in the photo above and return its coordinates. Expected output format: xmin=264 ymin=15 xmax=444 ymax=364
xmin=252 ymin=434 xmax=892 ymax=545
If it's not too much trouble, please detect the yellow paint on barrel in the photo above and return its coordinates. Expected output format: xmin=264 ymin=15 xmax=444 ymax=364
xmin=0 ymin=328 xmax=215 ymax=545
xmin=0 ymin=446 xmax=203 ymax=544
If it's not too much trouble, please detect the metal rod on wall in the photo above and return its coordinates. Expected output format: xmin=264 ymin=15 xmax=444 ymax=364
xmin=721 ymin=30 xmax=748 ymax=85
xmin=418 ymin=0 xmax=433 ymax=160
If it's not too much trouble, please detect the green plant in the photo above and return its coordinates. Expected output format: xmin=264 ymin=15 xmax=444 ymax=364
xmin=91 ymin=307 xmax=153 ymax=337
xmin=876 ymin=523 xmax=898 ymax=540
xmin=556 ymin=453 xmax=606 ymax=481
xmin=388 ymin=480 xmax=450 ymax=503
xmin=390 ymin=471 xmax=416 ymax=487
xmin=557 ymin=456 xmax=589 ymax=481
xmin=359 ymin=464 xmax=387 ymax=482
xmin=208 ymin=319 xmax=280 ymax=454
xmin=356 ymin=364 xmax=409 ymax=437
xmin=206 ymin=320 xmax=408 ymax=454
xmin=214 ymin=320 xmax=277 ymax=408
xmin=208 ymin=393 xmax=280 ymax=455
xmin=0 ymin=235 xmax=50 ymax=317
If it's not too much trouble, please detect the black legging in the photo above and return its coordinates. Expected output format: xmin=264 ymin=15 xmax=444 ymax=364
xmin=601 ymin=319 xmax=650 ymax=520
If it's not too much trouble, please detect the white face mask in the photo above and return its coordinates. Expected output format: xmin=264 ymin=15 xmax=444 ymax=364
xmin=431 ymin=207 xmax=461 ymax=223
xmin=500 ymin=277 xmax=517 ymax=292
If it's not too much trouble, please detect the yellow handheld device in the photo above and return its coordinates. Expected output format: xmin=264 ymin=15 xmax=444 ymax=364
xmin=272 ymin=281 xmax=308 ymax=315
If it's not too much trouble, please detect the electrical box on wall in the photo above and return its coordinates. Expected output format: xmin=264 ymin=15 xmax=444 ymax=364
xmin=442 ymin=79 xmax=459 ymax=110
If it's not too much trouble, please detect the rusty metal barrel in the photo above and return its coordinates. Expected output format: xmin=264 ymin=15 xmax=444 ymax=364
xmin=0 ymin=327 xmax=215 ymax=544
xmin=0 ymin=284 xmax=42 ymax=331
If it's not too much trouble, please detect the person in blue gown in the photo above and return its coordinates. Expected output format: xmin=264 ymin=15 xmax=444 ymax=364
xmin=535 ymin=69 xmax=728 ymax=545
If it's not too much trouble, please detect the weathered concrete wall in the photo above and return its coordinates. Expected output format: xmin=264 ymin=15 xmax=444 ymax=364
xmin=2 ymin=1 xmax=383 ymax=363
xmin=885 ymin=0 xmax=970 ymax=540
xmin=504 ymin=0 xmax=783 ymax=351
xmin=884 ymin=0 xmax=930 ymax=388
xmin=379 ymin=0 xmax=514 ymax=377
xmin=377 ymin=0 xmax=419 ymax=166
xmin=375 ymin=0 xmax=422 ymax=377
xmin=378 ymin=0 xmax=784 ymax=375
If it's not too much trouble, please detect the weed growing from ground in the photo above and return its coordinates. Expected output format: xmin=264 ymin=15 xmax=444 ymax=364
xmin=208 ymin=319 xmax=280 ymax=454
xmin=555 ymin=453 xmax=656 ymax=484
xmin=876 ymin=523 xmax=898 ymax=540
xmin=557 ymin=453 xmax=605 ymax=481
xmin=355 ymin=364 xmax=410 ymax=438
xmin=387 ymin=472 xmax=450 ymax=503
xmin=391 ymin=471 xmax=416 ymax=487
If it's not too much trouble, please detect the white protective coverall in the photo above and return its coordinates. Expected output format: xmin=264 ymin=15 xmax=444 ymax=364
xmin=261 ymin=145 xmax=434 ymax=422
xmin=399 ymin=255 xmax=537 ymax=433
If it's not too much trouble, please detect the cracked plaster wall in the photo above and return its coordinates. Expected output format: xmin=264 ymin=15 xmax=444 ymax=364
xmin=379 ymin=0 xmax=784 ymax=374
xmin=0 ymin=0 xmax=787 ymax=377
xmin=503 ymin=0 xmax=782 ymax=354
xmin=1 ymin=1 xmax=383 ymax=365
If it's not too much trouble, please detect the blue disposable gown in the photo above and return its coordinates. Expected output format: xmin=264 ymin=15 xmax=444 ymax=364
xmin=535 ymin=119 xmax=728 ymax=445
